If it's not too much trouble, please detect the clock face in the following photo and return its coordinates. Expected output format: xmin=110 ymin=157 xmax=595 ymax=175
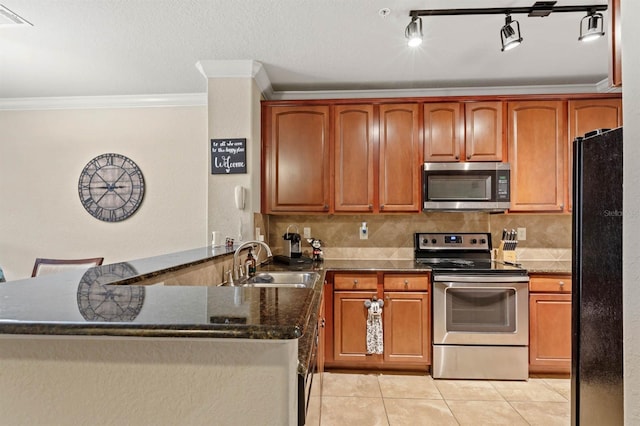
xmin=78 ymin=153 xmax=145 ymax=222
xmin=77 ymin=262 xmax=145 ymax=322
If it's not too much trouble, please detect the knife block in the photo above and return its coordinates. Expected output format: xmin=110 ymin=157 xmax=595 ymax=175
xmin=496 ymin=241 xmax=517 ymax=263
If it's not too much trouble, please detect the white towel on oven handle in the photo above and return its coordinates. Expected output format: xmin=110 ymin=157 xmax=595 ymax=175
xmin=365 ymin=299 xmax=383 ymax=355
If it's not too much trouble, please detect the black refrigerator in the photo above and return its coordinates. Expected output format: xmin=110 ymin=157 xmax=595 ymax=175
xmin=572 ymin=127 xmax=624 ymax=425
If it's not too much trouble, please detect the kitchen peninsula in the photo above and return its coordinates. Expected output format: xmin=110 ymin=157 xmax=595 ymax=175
xmin=0 ymin=246 xmax=320 ymax=426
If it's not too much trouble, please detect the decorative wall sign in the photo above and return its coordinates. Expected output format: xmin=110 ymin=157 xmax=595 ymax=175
xmin=211 ymin=138 xmax=247 ymax=174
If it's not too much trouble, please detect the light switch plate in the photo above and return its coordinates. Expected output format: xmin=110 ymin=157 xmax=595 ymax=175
xmin=303 ymin=227 xmax=311 ymax=239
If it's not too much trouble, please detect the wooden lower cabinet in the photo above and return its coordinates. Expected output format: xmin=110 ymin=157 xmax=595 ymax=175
xmin=529 ymin=275 xmax=572 ymax=374
xmin=333 ymin=290 xmax=379 ymax=363
xmin=326 ymin=271 xmax=431 ymax=370
xmin=383 ymin=291 xmax=430 ymax=364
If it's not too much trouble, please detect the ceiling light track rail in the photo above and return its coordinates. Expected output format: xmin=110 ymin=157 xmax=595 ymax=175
xmin=409 ymin=4 xmax=607 ymax=19
xmin=406 ymin=1 xmax=608 ymax=50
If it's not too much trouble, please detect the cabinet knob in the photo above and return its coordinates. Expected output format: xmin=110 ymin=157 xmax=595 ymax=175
xmin=380 ymin=204 xmax=384 ymax=210
xmin=368 ymin=204 xmax=373 ymax=210
xmin=467 ymin=155 xmax=471 ymax=160
xmin=559 ymin=281 xmax=565 ymax=287
xmin=321 ymin=318 xmax=326 ymax=328
xmin=455 ymin=155 xmax=459 ymax=160
xmin=323 ymin=204 xmax=329 ymax=210
xmin=404 ymin=279 xmax=409 ymax=286
xmin=354 ymin=279 xmax=358 ymax=285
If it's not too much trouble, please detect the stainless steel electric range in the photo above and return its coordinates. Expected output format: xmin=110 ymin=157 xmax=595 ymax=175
xmin=415 ymin=232 xmax=529 ymax=380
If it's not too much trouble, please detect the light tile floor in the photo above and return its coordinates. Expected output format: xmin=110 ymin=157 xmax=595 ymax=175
xmin=310 ymin=372 xmax=570 ymax=426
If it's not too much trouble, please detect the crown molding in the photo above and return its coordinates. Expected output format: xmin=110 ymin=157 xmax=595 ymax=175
xmin=0 ymin=93 xmax=206 ymax=111
xmin=266 ymin=82 xmax=618 ymax=101
xmin=196 ymin=60 xmax=273 ymax=99
xmin=0 ymin=78 xmax=619 ymax=110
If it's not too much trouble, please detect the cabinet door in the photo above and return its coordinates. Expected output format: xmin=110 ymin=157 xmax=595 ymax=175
xmin=334 ymin=104 xmax=375 ymax=212
xmin=567 ymin=98 xmax=622 ymax=211
xmin=378 ymin=103 xmax=421 ymax=212
xmin=333 ymin=291 xmax=379 ymax=363
xmin=508 ymin=101 xmax=567 ymax=212
xmin=265 ymin=106 xmax=330 ymax=212
xmin=465 ymin=101 xmax=504 ymax=161
xmin=423 ymin=102 xmax=463 ymax=162
xmin=383 ymin=291 xmax=430 ymax=364
xmin=529 ymin=293 xmax=572 ymax=373
xmin=609 ymin=0 xmax=622 ymax=87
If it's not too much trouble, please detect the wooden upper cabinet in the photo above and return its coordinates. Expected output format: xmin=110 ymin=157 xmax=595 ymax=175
xmin=423 ymin=102 xmax=463 ymax=162
xmin=567 ymin=98 xmax=623 ymax=211
xmin=609 ymin=0 xmax=622 ymax=87
xmin=334 ymin=105 xmax=375 ymax=212
xmin=465 ymin=102 xmax=503 ymax=161
xmin=423 ymin=101 xmax=503 ymax=162
xmin=264 ymin=105 xmax=330 ymax=213
xmin=379 ymin=103 xmax=421 ymax=212
xmin=508 ymin=101 xmax=567 ymax=212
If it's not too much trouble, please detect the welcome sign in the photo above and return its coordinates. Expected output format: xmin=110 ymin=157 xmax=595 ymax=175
xmin=211 ymin=138 xmax=247 ymax=174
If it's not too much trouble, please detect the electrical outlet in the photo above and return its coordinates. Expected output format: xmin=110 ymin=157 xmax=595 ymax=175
xmin=517 ymin=227 xmax=526 ymax=241
xmin=360 ymin=222 xmax=368 ymax=240
xmin=303 ymin=227 xmax=311 ymax=239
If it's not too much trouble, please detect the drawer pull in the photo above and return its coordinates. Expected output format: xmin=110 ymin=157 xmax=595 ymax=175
xmin=354 ymin=279 xmax=358 ymax=285
xmin=559 ymin=281 xmax=565 ymax=287
xmin=404 ymin=279 xmax=409 ymax=286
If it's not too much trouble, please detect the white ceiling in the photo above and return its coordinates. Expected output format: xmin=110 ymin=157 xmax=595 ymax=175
xmin=0 ymin=0 xmax=611 ymax=100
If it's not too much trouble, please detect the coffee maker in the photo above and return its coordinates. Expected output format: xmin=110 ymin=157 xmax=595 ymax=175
xmin=282 ymin=225 xmax=302 ymax=258
xmin=275 ymin=225 xmax=313 ymax=266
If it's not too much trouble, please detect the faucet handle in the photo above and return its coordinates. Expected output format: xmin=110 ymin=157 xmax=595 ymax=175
xmin=225 ymin=269 xmax=235 ymax=286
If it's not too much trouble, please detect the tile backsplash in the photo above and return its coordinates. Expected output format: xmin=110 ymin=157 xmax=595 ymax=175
xmin=259 ymin=212 xmax=571 ymax=260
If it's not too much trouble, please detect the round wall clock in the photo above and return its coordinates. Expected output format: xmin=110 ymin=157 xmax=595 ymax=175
xmin=78 ymin=153 xmax=145 ymax=222
xmin=77 ymin=262 xmax=145 ymax=322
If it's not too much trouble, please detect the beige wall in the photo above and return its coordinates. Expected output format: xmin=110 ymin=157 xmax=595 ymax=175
xmin=206 ymin=78 xmax=262 ymax=243
xmin=0 ymin=106 xmax=208 ymax=280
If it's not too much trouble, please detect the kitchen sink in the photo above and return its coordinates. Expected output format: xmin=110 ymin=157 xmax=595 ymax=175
xmin=240 ymin=271 xmax=319 ymax=289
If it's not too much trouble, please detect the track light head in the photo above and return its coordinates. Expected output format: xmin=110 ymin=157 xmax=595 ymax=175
xmin=579 ymin=11 xmax=605 ymax=42
xmin=405 ymin=16 xmax=423 ymax=47
xmin=501 ymin=15 xmax=523 ymax=52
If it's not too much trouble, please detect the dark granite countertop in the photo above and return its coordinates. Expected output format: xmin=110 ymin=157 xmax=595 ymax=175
xmin=518 ymin=260 xmax=572 ymax=275
xmin=0 ymin=246 xmax=317 ymax=341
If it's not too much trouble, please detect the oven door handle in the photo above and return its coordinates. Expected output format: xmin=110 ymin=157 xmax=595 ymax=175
xmin=434 ymin=275 xmax=529 ymax=283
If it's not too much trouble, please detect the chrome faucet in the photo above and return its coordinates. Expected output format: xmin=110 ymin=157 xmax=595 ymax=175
xmin=232 ymin=240 xmax=273 ymax=282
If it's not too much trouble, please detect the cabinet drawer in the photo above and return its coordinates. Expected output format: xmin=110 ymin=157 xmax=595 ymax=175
xmin=530 ymin=276 xmax=571 ymax=293
xmin=334 ymin=273 xmax=377 ymax=290
xmin=383 ymin=274 xmax=429 ymax=291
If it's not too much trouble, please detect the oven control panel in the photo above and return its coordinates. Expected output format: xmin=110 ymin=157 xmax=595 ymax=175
xmin=415 ymin=233 xmax=491 ymax=251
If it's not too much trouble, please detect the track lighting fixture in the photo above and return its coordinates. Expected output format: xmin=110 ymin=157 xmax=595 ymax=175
xmin=405 ymin=16 xmax=423 ymax=47
xmin=501 ymin=15 xmax=523 ymax=51
xmin=407 ymin=1 xmax=607 ymax=52
xmin=579 ymin=10 xmax=605 ymax=42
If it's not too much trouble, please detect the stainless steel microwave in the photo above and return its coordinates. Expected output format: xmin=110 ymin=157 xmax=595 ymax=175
xmin=423 ymin=162 xmax=511 ymax=212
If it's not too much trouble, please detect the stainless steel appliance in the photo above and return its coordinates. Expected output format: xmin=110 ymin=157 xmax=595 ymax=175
xmin=572 ymin=128 xmax=623 ymax=425
xmin=415 ymin=232 xmax=529 ymax=380
xmin=422 ymin=162 xmax=511 ymax=211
